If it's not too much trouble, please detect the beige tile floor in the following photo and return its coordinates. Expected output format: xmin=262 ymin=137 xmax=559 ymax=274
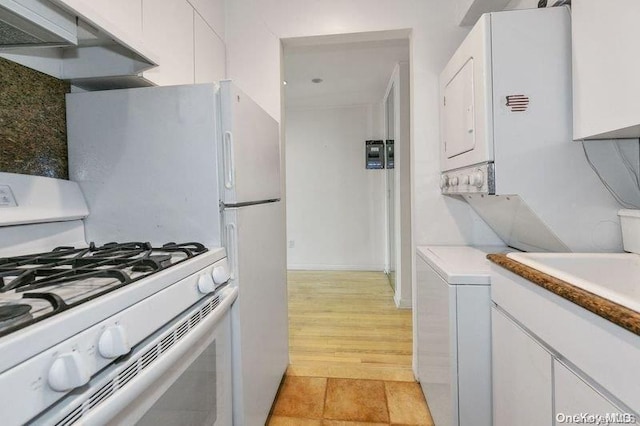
xmin=267 ymin=376 xmax=433 ymax=425
xmin=267 ymin=271 xmax=434 ymax=426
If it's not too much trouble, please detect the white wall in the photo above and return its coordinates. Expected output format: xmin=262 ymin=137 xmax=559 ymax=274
xmin=225 ymin=0 xmax=503 ymax=250
xmin=285 ymin=105 xmax=386 ymax=270
xmin=504 ymin=0 xmax=541 ymax=9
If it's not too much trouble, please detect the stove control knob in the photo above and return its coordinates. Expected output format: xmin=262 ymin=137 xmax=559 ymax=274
xmin=198 ymin=273 xmax=216 ymax=294
xmin=440 ymin=175 xmax=449 ymax=189
xmin=48 ymin=351 xmax=90 ymax=392
xmin=460 ymin=175 xmax=470 ymax=185
xmin=98 ymin=325 xmax=131 ymax=359
xmin=212 ymin=266 xmax=230 ymax=285
xmin=471 ymin=170 xmax=485 ymax=188
xmin=450 ymin=176 xmax=459 ymax=186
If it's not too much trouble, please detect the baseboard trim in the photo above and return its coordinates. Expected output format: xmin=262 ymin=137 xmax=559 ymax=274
xmin=287 ymin=264 xmax=385 ymax=272
xmin=394 ymin=295 xmax=412 ymax=309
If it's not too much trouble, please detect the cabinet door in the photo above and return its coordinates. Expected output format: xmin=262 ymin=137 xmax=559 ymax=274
xmin=194 ymin=13 xmax=225 ymax=84
xmin=492 ymin=306 xmax=553 ymax=426
xmin=142 ymin=0 xmax=194 ymax=86
xmin=82 ymin=0 xmax=142 ymax=40
xmin=554 ymin=361 xmax=638 ymax=426
xmin=188 ymin=0 xmax=224 ymax=40
xmin=55 ymin=0 xmax=142 ymax=43
xmin=573 ymin=0 xmax=640 ymax=139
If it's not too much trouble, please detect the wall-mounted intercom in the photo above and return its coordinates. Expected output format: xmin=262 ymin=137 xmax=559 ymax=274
xmin=385 ymin=140 xmax=394 ymax=169
xmin=365 ymin=140 xmax=385 ymax=169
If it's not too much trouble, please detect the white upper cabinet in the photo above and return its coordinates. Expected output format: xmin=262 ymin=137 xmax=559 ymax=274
xmin=53 ymin=0 xmax=144 ymax=50
xmin=573 ymin=0 xmax=640 ymax=140
xmin=194 ymin=14 xmax=226 ymax=84
xmin=188 ymin=0 xmax=225 ymax=40
xmin=142 ymin=0 xmax=195 ymax=86
xmin=80 ymin=0 xmax=142 ymax=40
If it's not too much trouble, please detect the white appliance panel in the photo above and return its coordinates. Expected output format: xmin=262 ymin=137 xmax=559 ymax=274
xmin=0 ymin=172 xmax=88 ymax=227
xmin=416 ymin=246 xmax=498 ymax=426
xmin=225 ymin=201 xmax=288 ymax=426
xmin=440 ymin=7 xmax=626 ymax=253
xmin=439 ymin=14 xmax=493 ymax=172
xmin=0 ymin=221 xmax=87 ymax=257
xmin=443 ymin=59 xmax=476 ymax=160
xmin=219 ymin=81 xmax=281 ymax=204
xmin=416 ymin=253 xmax=457 ymax=426
xmin=66 ymin=84 xmax=222 ymax=248
xmin=456 ymin=285 xmax=492 ymax=426
xmin=32 ymin=287 xmax=237 ymax=426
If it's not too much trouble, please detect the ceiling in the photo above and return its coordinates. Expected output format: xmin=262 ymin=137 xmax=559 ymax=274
xmin=283 ymin=38 xmax=409 ymax=109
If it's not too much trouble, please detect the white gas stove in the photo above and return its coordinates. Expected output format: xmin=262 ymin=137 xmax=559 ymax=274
xmin=0 ymin=173 xmax=236 ymax=425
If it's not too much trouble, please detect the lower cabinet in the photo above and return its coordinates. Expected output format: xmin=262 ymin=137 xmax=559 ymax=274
xmin=492 ymin=305 xmax=639 ymax=426
xmin=492 ymin=307 xmax=552 ymax=426
xmin=555 ymin=360 xmax=636 ymax=426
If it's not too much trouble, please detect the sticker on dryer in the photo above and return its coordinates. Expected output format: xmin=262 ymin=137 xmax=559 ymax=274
xmin=0 ymin=185 xmax=17 ymax=207
xmin=505 ymin=95 xmax=530 ymax=112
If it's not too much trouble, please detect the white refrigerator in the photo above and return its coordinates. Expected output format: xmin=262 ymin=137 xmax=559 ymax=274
xmin=66 ymin=81 xmax=289 ymax=426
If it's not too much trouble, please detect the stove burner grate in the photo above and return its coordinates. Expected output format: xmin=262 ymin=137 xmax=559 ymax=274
xmin=0 ymin=241 xmax=207 ymax=338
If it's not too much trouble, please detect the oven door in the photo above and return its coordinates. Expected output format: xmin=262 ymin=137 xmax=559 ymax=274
xmin=34 ymin=287 xmax=237 ymax=426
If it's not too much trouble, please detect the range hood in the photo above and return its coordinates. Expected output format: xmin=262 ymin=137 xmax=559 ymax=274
xmin=0 ymin=0 xmax=77 ymax=47
xmin=0 ymin=0 xmax=157 ymax=90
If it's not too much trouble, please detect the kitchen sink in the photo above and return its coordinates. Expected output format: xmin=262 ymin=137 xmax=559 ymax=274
xmin=506 ymin=252 xmax=640 ymax=313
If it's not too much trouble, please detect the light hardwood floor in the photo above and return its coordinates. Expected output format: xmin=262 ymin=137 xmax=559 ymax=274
xmin=286 ymin=270 xmax=414 ymax=382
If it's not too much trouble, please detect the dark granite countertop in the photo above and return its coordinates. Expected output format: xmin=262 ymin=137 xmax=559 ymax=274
xmin=487 ymin=253 xmax=640 ymax=336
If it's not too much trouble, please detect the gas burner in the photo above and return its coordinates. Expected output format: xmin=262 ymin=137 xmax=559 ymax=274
xmin=0 ymin=304 xmax=32 ymax=326
xmin=0 ymin=241 xmax=208 ymax=338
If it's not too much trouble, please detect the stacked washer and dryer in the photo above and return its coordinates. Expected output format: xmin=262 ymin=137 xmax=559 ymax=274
xmin=417 ymin=6 xmax=633 ymax=426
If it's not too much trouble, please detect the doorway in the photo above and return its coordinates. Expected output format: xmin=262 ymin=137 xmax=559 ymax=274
xmin=385 ymin=84 xmax=396 ymax=291
xmin=281 ymin=31 xmax=412 ymax=378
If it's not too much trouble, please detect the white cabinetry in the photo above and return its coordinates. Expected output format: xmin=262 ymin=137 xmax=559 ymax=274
xmin=54 ymin=0 xmax=142 ymax=40
xmin=573 ymin=0 xmax=640 ymax=140
xmin=194 ymin=13 xmax=225 ymax=84
xmin=491 ymin=307 xmax=552 ymax=426
xmin=490 ymin=264 xmax=640 ymax=425
xmin=188 ymin=0 xmax=225 ymax=39
xmin=142 ymin=0 xmax=195 ymax=86
xmin=554 ymin=360 xmax=633 ymax=425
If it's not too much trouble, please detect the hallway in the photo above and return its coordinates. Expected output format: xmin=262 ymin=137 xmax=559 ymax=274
xmin=267 ymin=271 xmax=433 ymax=425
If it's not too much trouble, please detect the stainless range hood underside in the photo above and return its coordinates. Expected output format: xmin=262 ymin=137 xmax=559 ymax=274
xmin=0 ymin=1 xmax=156 ymax=90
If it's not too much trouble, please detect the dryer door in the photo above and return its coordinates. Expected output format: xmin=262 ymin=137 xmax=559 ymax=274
xmin=439 ymin=13 xmax=494 ymax=172
xmin=443 ymin=59 xmax=476 ymax=160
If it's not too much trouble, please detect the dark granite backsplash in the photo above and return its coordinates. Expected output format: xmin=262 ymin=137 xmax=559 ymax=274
xmin=0 ymin=57 xmax=70 ymax=179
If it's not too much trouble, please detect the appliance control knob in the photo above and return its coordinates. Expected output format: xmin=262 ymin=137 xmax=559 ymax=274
xmin=198 ymin=273 xmax=216 ymax=294
xmin=211 ymin=265 xmax=230 ymax=285
xmin=450 ymin=176 xmax=459 ymax=186
xmin=471 ymin=170 xmax=485 ymax=187
xmin=440 ymin=175 xmax=449 ymax=189
xmin=48 ymin=351 xmax=91 ymax=392
xmin=460 ymin=175 xmax=470 ymax=185
xmin=98 ymin=325 xmax=131 ymax=359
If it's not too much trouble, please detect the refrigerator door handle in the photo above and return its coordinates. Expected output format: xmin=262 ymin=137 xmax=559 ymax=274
xmin=225 ymin=222 xmax=237 ymax=280
xmin=223 ymin=131 xmax=235 ymax=190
